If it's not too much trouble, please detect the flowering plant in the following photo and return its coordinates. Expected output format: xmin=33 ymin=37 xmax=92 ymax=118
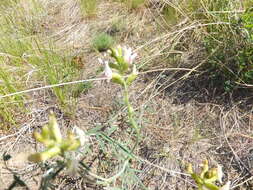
xmin=28 ymin=112 xmax=86 ymax=163
xmin=187 ymin=160 xmax=231 ymax=190
xmin=99 ymin=45 xmax=140 ymax=151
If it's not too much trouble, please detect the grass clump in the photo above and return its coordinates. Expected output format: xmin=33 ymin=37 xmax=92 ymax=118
xmin=201 ymin=1 xmax=253 ymax=91
xmin=79 ymin=0 xmax=98 ymax=17
xmin=0 ymin=1 xmax=37 ymax=127
xmin=0 ymin=0 xmax=85 ymax=126
xmin=92 ymin=32 xmax=115 ymax=52
xmin=0 ymin=65 xmax=25 ymax=128
xmin=161 ymin=0 xmax=253 ymax=91
xmin=161 ymin=0 xmax=202 ymax=27
xmin=126 ymin=0 xmax=145 ymax=9
xmin=28 ymin=46 xmax=84 ymax=115
xmin=115 ymin=0 xmax=145 ymax=9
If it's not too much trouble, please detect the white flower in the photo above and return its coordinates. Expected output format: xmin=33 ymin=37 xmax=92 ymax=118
xmin=104 ymin=61 xmax=113 ymax=80
xmin=98 ymin=58 xmax=103 ymax=64
xmin=217 ymin=164 xmax=223 ymax=183
xmin=219 ymin=181 xmax=231 ymax=190
xmin=98 ymin=58 xmax=113 ymax=81
xmin=73 ymin=126 xmax=88 ymax=146
xmin=122 ymin=46 xmax=137 ymax=65
xmin=132 ymin=64 xmax=138 ymax=75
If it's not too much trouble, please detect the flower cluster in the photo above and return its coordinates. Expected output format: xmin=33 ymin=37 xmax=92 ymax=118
xmin=28 ymin=112 xmax=87 ymax=163
xmin=99 ymin=45 xmax=138 ymax=86
xmin=187 ymin=160 xmax=230 ymax=190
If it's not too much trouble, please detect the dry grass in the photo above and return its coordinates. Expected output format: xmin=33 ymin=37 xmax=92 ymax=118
xmin=1 ymin=0 xmax=253 ymax=189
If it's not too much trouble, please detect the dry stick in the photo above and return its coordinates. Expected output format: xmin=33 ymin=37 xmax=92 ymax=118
xmin=140 ymin=67 xmax=198 ymax=74
xmin=0 ymin=78 xmax=108 ymax=99
xmin=235 ymin=81 xmax=253 ymax=88
xmin=204 ymin=10 xmax=245 ymax=14
xmin=0 ymin=67 xmax=196 ymax=100
xmin=231 ymin=133 xmax=253 ymax=140
xmin=0 ymin=125 xmax=29 ymax=141
xmin=231 ymin=176 xmax=253 ymax=189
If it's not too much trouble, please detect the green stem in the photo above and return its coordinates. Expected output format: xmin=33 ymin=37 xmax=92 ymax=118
xmin=79 ymin=160 xmax=129 ymax=184
xmin=123 ymin=82 xmax=140 ymax=153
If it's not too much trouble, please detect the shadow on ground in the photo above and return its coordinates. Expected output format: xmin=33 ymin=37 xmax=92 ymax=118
xmin=153 ymin=70 xmax=253 ymax=111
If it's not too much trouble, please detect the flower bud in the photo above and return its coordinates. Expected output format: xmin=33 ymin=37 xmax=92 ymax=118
xmin=204 ymin=182 xmax=220 ymax=190
xmin=200 ymin=159 xmax=209 ymax=178
xmin=41 ymin=125 xmax=50 ymax=139
xmin=28 ymin=146 xmax=61 ymax=163
xmin=204 ymin=168 xmax=219 ymax=184
xmin=64 ymin=140 xmax=81 ymax=151
xmin=48 ymin=113 xmax=62 ymax=143
xmin=112 ymin=73 xmax=125 ymax=86
xmin=186 ymin=163 xmax=193 ymax=174
xmin=34 ymin=131 xmax=44 ymax=143
xmin=109 ymin=62 xmax=120 ymax=70
xmin=34 ymin=130 xmax=55 ymax=147
xmin=110 ymin=45 xmax=122 ymax=58
xmin=126 ymin=65 xmax=138 ymax=85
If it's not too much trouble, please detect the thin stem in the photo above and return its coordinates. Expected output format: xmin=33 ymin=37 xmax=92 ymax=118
xmin=123 ymin=82 xmax=140 ymax=153
xmin=79 ymin=160 xmax=129 ymax=184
